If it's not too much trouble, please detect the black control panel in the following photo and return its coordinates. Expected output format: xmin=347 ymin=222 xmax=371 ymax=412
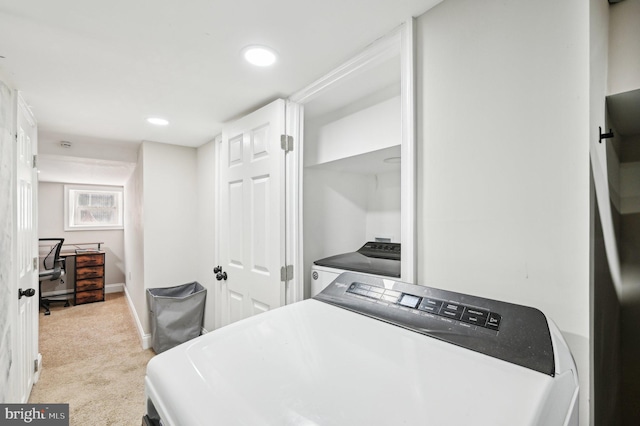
xmin=357 ymin=242 xmax=401 ymax=260
xmin=314 ymin=272 xmax=555 ymax=376
xmin=347 ymin=282 xmax=502 ymax=331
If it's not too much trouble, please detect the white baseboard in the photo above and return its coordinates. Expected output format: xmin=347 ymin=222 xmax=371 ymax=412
xmin=40 ymin=289 xmax=73 ymax=297
xmin=42 ymin=282 xmax=125 ymax=297
xmin=123 ymin=285 xmax=152 ymax=350
xmin=105 ymin=283 xmax=124 ymax=293
xmin=33 ymin=353 xmax=42 ymax=387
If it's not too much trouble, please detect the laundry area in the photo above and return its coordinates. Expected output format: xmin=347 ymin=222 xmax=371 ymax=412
xmin=301 ymin=43 xmax=406 ymax=297
xmin=139 ymin=22 xmax=582 ymax=422
xmin=3 ymin=0 xmax=639 ymax=424
xmin=144 ymin=16 xmax=582 ymax=425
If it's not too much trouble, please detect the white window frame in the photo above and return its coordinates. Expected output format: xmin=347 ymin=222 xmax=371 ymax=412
xmin=64 ymin=185 xmax=124 ymax=231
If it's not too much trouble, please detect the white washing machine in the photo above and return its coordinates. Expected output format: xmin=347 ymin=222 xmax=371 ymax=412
xmin=311 ymin=241 xmax=400 ymax=297
xmin=144 ymin=272 xmax=579 ymax=426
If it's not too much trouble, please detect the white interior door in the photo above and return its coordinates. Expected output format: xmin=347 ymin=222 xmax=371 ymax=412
xmin=14 ymin=94 xmax=38 ymax=402
xmin=217 ymin=99 xmax=287 ymax=327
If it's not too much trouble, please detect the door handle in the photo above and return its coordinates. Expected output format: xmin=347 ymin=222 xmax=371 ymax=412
xmin=214 ymin=265 xmax=227 ymax=280
xmin=19 ymin=288 xmax=36 ymax=299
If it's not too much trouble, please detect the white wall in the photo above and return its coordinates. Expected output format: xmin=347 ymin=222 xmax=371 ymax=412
xmin=416 ymin=0 xmax=590 ymax=423
xmin=124 ymin=141 xmax=199 ymax=340
xmin=124 ymin=147 xmax=146 ymax=339
xmin=38 ymin=181 xmax=126 ymax=293
xmin=305 ymin=96 xmax=400 ymax=167
xmin=609 ymin=0 xmax=640 ymax=96
xmin=142 ymin=142 xmax=199 ymax=284
xmin=365 ymin=171 xmax=401 ymax=242
xmin=303 ymin=168 xmax=368 ymax=294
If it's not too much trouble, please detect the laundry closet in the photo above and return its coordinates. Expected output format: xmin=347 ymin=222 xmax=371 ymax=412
xmin=295 ymin=28 xmax=413 ymax=297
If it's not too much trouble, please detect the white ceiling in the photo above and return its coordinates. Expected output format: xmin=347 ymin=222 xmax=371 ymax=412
xmin=0 ymin=0 xmax=441 ymax=154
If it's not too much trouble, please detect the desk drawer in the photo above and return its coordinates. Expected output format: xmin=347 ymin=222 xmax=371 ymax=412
xmin=76 ymin=278 xmax=103 ymax=292
xmin=73 ymin=251 xmax=105 ymax=305
xmin=75 ymin=289 xmax=104 ymax=304
xmin=76 ymin=266 xmax=103 ymax=280
xmin=75 ymin=253 xmax=104 ymax=267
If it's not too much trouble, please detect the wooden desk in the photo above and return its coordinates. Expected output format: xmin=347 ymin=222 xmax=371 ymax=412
xmin=60 ymin=250 xmax=106 ymax=305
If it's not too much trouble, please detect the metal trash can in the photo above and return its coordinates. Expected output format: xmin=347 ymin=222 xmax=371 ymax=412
xmin=147 ymin=282 xmax=206 ymax=354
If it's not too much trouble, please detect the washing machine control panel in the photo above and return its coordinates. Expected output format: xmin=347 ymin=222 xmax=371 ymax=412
xmin=314 ymin=272 xmax=555 ymax=376
xmin=347 ymin=282 xmax=502 ymax=330
xmin=357 ymin=242 xmax=401 ymax=260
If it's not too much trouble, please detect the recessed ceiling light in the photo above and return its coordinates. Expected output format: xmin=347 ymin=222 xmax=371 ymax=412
xmin=147 ymin=117 xmax=169 ymax=126
xmin=243 ymin=45 xmax=277 ymax=67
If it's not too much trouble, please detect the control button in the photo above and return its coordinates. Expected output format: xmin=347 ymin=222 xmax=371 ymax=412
xmin=439 ymin=303 xmax=464 ymax=320
xmin=461 ymin=307 xmax=489 ymax=326
xmin=368 ymin=286 xmax=385 ymax=294
xmin=366 ymin=291 xmax=382 ymax=300
xmin=486 ymin=312 xmax=502 ymax=330
xmin=383 ymin=290 xmax=401 ymax=298
xmin=398 ymin=294 xmax=421 ymax=309
xmin=381 ymin=294 xmax=399 ymax=303
xmin=348 ymin=283 xmax=370 ymax=293
xmin=418 ymin=298 xmax=443 ymax=314
xmin=351 ymin=287 xmax=369 ymax=297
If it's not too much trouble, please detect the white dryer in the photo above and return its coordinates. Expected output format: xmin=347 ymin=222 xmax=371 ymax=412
xmin=144 ymin=272 xmax=579 ymax=426
xmin=311 ymin=241 xmax=400 ymax=297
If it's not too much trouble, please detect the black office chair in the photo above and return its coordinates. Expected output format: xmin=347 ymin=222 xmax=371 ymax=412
xmin=39 ymin=238 xmax=69 ymax=315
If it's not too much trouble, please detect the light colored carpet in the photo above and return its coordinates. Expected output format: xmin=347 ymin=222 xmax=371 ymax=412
xmin=28 ymin=292 xmax=154 ymax=425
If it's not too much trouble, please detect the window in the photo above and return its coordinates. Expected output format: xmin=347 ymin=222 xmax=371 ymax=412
xmin=64 ymin=185 xmax=124 ymax=231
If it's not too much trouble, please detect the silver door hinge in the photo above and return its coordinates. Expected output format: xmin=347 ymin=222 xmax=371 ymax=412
xmin=33 ymin=257 xmax=38 ymax=270
xmin=280 ymin=135 xmax=293 ymax=152
xmin=280 ymin=265 xmax=294 ymax=282
xmin=34 ymin=359 xmax=39 ymax=373
xmin=33 ymin=154 xmax=37 ymax=168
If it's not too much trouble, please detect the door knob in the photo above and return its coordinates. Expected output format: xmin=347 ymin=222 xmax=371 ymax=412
xmin=214 ymin=266 xmax=222 ymax=273
xmin=18 ymin=288 xmax=36 ymax=299
xmin=216 ymin=272 xmax=227 ymax=281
